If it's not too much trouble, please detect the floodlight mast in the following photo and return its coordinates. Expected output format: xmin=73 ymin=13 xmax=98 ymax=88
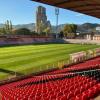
xmin=55 ymin=8 xmax=59 ymax=38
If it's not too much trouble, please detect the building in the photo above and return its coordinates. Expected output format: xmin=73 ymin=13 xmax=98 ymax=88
xmin=93 ymin=34 xmax=100 ymax=40
xmin=35 ymin=6 xmax=51 ymax=34
xmin=96 ymin=27 xmax=100 ymax=32
xmin=85 ymin=33 xmax=100 ymax=41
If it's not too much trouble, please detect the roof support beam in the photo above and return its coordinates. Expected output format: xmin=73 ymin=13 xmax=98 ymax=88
xmin=32 ymin=0 xmax=100 ymax=18
xmin=69 ymin=4 xmax=100 ymax=9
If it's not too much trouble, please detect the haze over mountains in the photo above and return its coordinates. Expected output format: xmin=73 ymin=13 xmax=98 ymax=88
xmin=0 ymin=23 xmax=100 ymax=33
xmin=0 ymin=23 xmax=35 ymax=31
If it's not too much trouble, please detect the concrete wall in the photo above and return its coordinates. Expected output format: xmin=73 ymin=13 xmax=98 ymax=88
xmin=64 ymin=39 xmax=100 ymax=45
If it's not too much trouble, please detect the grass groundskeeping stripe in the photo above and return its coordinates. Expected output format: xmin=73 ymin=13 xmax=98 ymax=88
xmin=0 ymin=44 xmax=99 ymax=80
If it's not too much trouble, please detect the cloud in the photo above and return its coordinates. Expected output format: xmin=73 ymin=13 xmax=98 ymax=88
xmin=76 ymin=14 xmax=84 ymax=17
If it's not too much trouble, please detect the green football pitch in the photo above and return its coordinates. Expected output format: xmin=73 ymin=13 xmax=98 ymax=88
xmin=0 ymin=44 xmax=99 ymax=80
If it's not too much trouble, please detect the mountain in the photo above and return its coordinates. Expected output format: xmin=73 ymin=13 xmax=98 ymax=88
xmin=0 ymin=24 xmax=5 ymax=28
xmin=0 ymin=23 xmax=35 ymax=31
xmin=77 ymin=23 xmax=100 ymax=33
xmin=13 ymin=23 xmax=35 ymax=31
xmin=0 ymin=23 xmax=100 ymax=33
xmin=53 ymin=23 xmax=100 ymax=33
xmin=52 ymin=24 xmax=65 ymax=33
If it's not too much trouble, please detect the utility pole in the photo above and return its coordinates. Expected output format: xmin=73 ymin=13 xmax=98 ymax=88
xmin=55 ymin=8 xmax=59 ymax=38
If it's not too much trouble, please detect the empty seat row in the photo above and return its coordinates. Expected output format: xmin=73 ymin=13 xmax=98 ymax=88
xmin=0 ymin=57 xmax=100 ymax=100
xmin=0 ymin=75 xmax=99 ymax=100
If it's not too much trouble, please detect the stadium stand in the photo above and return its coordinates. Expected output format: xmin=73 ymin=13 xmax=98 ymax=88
xmin=0 ymin=56 xmax=100 ymax=100
xmin=0 ymin=35 xmax=53 ymax=45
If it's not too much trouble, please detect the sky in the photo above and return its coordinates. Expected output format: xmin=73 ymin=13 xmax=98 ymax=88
xmin=0 ymin=0 xmax=100 ymax=25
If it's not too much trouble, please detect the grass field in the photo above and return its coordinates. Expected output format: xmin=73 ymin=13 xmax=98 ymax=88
xmin=0 ymin=44 xmax=100 ymax=80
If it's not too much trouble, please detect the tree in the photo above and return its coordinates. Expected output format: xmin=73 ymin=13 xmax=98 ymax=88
xmin=4 ymin=20 xmax=13 ymax=34
xmin=70 ymin=24 xmax=77 ymax=33
xmin=63 ymin=24 xmax=77 ymax=38
xmin=43 ymin=27 xmax=51 ymax=36
xmin=31 ymin=31 xmax=38 ymax=36
xmin=13 ymin=28 xmax=31 ymax=35
xmin=59 ymin=31 xmax=64 ymax=38
xmin=10 ymin=20 xmax=13 ymax=30
xmin=38 ymin=22 xmax=45 ymax=34
xmin=0 ymin=28 xmax=6 ymax=35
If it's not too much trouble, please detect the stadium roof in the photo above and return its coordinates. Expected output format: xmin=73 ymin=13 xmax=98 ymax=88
xmin=32 ymin=0 xmax=100 ymax=19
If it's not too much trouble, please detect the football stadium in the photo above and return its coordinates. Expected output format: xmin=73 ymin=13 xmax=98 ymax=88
xmin=0 ymin=0 xmax=100 ymax=100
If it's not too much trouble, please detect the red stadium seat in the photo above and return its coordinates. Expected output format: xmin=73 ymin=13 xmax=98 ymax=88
xmin=0 ymin=57 xmax=100 ymax=100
